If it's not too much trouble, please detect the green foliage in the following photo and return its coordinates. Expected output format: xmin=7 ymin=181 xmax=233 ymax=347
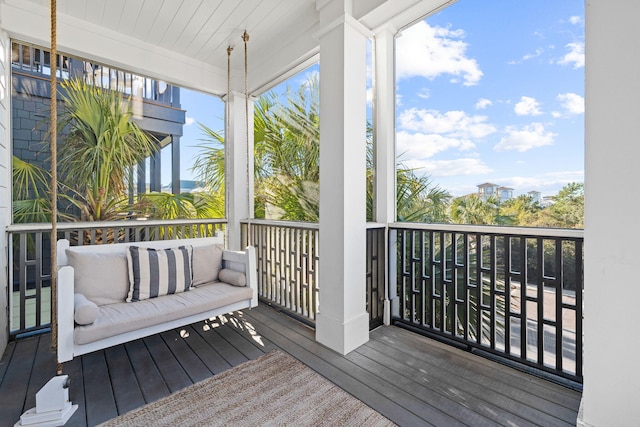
xmin=532 ymin=182 xmax=584 ymax=228
xmin=395 ymin=165 xmax=451 ymax=223
xmin=190 ymin=124 xmax=225 ymax=194
xmin=56 ymin=79 xmax=157 ymax=221
xmin=135 ymin=191 xmax=224 ymax=220
xmin=194 ymin=73 xmax=449 ymax=223
xmin=451 ymin=194 xmax=500 ymax=225
xmin=497 ymin=195 xmax=542 ymax=226
xmin=12 ymin=156 xmax=52 ymax=223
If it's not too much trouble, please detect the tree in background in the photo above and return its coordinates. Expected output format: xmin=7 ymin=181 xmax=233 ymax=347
xmin=450 ymin=194 xmax=500 ymax=225
xmin=531 ymin=182 xmax=584 ymax=228
xmin=57 ymin=79 xmax=157 ymax=221
xmin=194 ymin=74 xmax=450 ymax=223
xmin=497 ymin=195 xmax=542 ymax=226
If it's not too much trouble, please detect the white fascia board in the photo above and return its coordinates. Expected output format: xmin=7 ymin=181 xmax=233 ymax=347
xmin=357 ymin=0 xmax=458 ymax=34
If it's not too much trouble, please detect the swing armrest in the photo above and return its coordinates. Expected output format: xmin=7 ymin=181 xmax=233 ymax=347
xmin=57 ymin=265 xmax=75 ymax=364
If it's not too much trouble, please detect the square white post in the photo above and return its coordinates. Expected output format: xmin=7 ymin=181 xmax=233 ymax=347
xmin=316 ymin=2 xmax=370 ymax=355
xmin=373 ymin=25 xmax=397 ymax=326
xmin=373 ymin=25 xmax=397 ymax=225
xmin=580 ymin=1 xmax=640 ymax=426
xmin=225 ymin=91 xmax=254 ymax=251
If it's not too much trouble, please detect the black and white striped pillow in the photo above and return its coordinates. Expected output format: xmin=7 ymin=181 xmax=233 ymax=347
xmin=126 ymin=245 xmax=193 ymax=302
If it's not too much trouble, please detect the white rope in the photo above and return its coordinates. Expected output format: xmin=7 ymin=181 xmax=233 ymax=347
xmin=242 ymin=30 xmax=252 ymax=247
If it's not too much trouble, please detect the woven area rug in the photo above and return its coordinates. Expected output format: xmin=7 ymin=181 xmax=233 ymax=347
xmin=98 ymin=350 xmax=396 ymax=427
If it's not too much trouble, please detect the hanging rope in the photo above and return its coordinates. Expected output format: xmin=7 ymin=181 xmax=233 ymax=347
xmin=49 ymin=0 xmax=62 ymax=375
xmin=226 ymin=45 xmax=233 ymax=225
xmin=242 ymin=30 xmax=252 ymax=247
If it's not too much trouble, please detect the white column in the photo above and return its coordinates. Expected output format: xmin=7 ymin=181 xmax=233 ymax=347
xmin=0 ymin=29 xmax=11 ymax=355
xmin=580 ymin=1 xmax=640 ymax=426
xmin=316 ymin=2 xmax=370 ymax=355
xmin=373 ymin=25 xmax=397 ymax=225
xmin=373 ymin=25 xmax=397 ymax=326
xmin=225 ymin=91 xmax=254 ymax=251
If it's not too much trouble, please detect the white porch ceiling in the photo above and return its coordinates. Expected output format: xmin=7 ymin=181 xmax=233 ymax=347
xmin=0 ymin=0 xmax=454 ymax=96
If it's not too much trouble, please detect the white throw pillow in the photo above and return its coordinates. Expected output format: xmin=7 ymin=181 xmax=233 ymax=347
xmin=74 ymin=293 xmax=99 ymax=325
xmin=218 ymin=269 xmax=247 ymax=287
xmin=66 ymin=249 xmax=129 ymax=305
xmin=192 ymin=244 xmax=223 ymax=286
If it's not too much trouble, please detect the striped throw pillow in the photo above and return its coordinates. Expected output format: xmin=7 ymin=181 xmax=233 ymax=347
xmin=126 ymin=245 xmax=193 ymax=302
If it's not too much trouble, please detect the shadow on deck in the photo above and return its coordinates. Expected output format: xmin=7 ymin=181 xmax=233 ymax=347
xmin=0 ymin=304 xmax=581 ymax=426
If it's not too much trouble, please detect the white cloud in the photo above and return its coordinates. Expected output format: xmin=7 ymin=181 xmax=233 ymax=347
xmin=403 ymin=158 xmax=493 ymax=177
xmin=501 ymin=170 xmax=584 ymax=193
xmin=509 ymin=48 xmax=543 ymax=64
xmin=185 ymin=116 xmax=196 ymax=126
xmin=557 ymin=92 xmax=584 ymax=115
xmin=569 ymin=16 xmax=582 ymax=25
xmin=396 ymin=21 xmax=482 ymax=86
xmin=558 ymin=42 xmax=584 ymax=69
xmin=495 ymin=123 xmax=556 ymax=152
xmin=417 ymin=88 xmax=431 ymax=99
xmin=475 ymin=98 xmax=492 ymax=110
xmin=399 ymin=108 xmax=497 ymax=139
xmin=397 ymin=131 xmax=475 ymax=159
xmin=514 ymin=96 xmax=543 ymax=116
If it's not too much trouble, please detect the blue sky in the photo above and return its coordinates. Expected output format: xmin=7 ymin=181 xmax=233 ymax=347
xmin=395 ymin=1 xmax=585 ymax=197
xmin=171 ymin=1 xmax=584 ymax=199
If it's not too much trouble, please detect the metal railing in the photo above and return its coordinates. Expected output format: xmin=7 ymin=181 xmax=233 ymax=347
xmin=7 ymin=216 xmax=584 ymax=384
xmin=389 ymin=223 xmax=583 ymax=384
xmin=8 ymin=219 xmax=226 ymax=336
xmin=241 ymin=220 xmax=386 ymax=328
xmin=11 ymin=41 xmax=177 ymax=105
xmin=367 ymin=225 xmax=386 ymax=329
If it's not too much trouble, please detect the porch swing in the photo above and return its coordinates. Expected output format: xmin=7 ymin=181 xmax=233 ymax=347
xmin=15 ymin=2 xmax=256 ymax=425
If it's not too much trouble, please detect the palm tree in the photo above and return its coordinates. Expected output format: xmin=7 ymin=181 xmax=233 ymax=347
xmin=450 ymin=194 xmax=500 ymax=225
xmin=195 ymin=73 xmax=450 ymax=223
xmin=56 ymin=79 xmax=157 ymax=221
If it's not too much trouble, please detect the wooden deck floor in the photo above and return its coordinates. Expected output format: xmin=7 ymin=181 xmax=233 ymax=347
xmin=0 ymin=304 xmax=581 ymax=427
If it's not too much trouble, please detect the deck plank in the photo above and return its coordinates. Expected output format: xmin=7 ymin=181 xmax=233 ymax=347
xmin=243 ymin=307 xmax=453 ymax=426
xmin=0 ymin=340 xmax=15 ymax=384
xmin=348 ymin=348 xmax=534 ymax=427
xmin=210 ymin=315 xmax=268 ymax=360
xmin=23 ymin=335 xmax=57 ymax=412
xmin=142 ymin=334 xmax=193 ymax=393
xmin=82 ymin=351 xmax=118 ymax=426
xmin=189 ymin=321 xmax=249 ymax=367
xmin=104 ymin=345 xmax=146 ymax=415
xmin=225 ymin=310 xmax=278 ymax=354
xmin=376 ymin=326 xmax=581 ymax=419
xmin=0 ymin=305 xmax=582 ymax=427
xmin=64 ymin=356 xmax=87 ymax=427
xmin=379 ymin=326 xmax=581 ymax=409
xmin=159 ymin=328 xmax=212 ymax=382
xmin=0 ymin=336 xmax=38 ymax=424
xmin=124 ymin=339 xmax=171 ymax=404
xmin=180 ymin=325 xmax=234 ymax=373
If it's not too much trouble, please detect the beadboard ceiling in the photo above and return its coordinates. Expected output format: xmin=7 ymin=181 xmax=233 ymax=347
xmin=1 ymin=0 xmax=454 ymax=95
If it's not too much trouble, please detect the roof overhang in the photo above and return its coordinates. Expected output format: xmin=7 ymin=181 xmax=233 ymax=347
xmin=0 ymin=0 xmax=455 ymax=96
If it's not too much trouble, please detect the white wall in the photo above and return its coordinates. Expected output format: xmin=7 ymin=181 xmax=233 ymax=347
xmin=0 ymin=28 xmax=11 ymax=356
xmin=581 ymin=1 xmax=640 ymax=426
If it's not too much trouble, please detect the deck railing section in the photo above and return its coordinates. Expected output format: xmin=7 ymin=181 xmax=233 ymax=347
xmin=241 ymin=220 xmax=386 ymax=328
xmin=241 ymin=220 xmax=320 ymax=325
xmin=367 ymin=225 xmax=386 ymax=329
xmin=11 ymin=41 xmax=177 ymax=105
xmin=7 ymin=219 xmax=226 ymax=336
xmin=390 ymin=223 xmax=583 ymax=384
